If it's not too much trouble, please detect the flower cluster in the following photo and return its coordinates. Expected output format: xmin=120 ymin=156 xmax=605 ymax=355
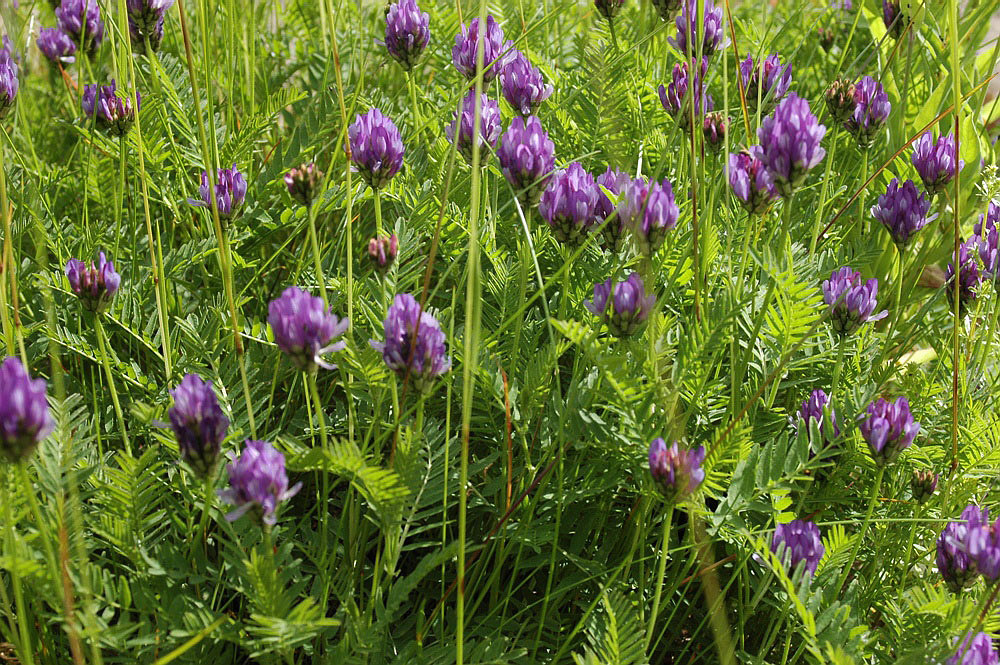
xmin=668 ymin=0 xmax=726 ymax=57
xmin=499 ymin=50 xmax=553 ymax=116
xmin=910 ymin=469 xmax=938 ymax=504
xmin=937 ymin=504 xmax=989 ymax=593
xmin=0 ymin=357 xmax=54 ymax=463
xmin=127 ymin=0 xmax=174 ymax=52
xmin=797 ymin=389 xmax=840 ymax=450
xmin=658 ymin=59 xmax=712 ymax=131
xmin=584 ymin=273 xmax=655 ymax=337
xmin=189 ymin=164 xmax=247 ymax=219
xmin=349 ymin=108 xmax=405 ymax=191
xmin=882 ymin=0 xmax=908 ymax=40
xmin=497 ymin=115 xmax=555 ymax=208
xmin=621 ymin=177 xmax=679 ymax=255
xmin=944 ymin=238 xmax=980 ymax=316
xmin=452 ymin=15 xmax=512 ymax=82
xmin=845 ymin=76 xmax=890 ymax=148
xmin=754 ymin=93 xmax=826 ymax=197
xmin=595 ymin=167 xmax=630 ymax=252
xmin=285 ymin=162 xmax=323 ymax=207
xmin=702 ymin=112 xmax=727 ymax=152
xmin=384 ymin=0 xmax=430 ymax=71
xmin=728 ymin=149 xmax=778 ymax=215
xmin=648 ymin=438 xmax=705 ymax=502
xmin=859 ymin=396 xmax=919 ymax=465
xmin=975 ymin=202 xmax=1000 ymax=280
xmin=56 ymin=0 xmax=105 ymax=53
xmin=538 ymin=162 xmax=600 ymax=246
xmin=912 ymin=131 xmax=962 ymax=197
xmin=447 ymin=91 xmax=503 ymax=166
xmin=268 ymin=286 xmax=349 ymax=372
xmin=870 ymin=178 xmax=933 ymax=248
xmin=368 ymin=234 xmax=398 ymax=273
xmin=947 ymin=633 xmax=999 ymax=665
xmin=822 ymin=267 xmax=887 ymax=337
xmin=219 ymin=440 xmax=301 ymax=525
xmin=825 ymin=77 xmax=856 ymax=124
xmin=771 ymin=519 xmax=824 ymax=577
xmin=82 ymin=80 xmax=139 ymax=136
xmin=739 ymin=54 xmax=791 ymax=114
xmin=66 ymin=251 xmax=121 ymax=314
xmin=37 ymin=28 xmax=77 ymax=64
xmin=169 ymin=373 xmax=229 ymax=478
xmin=370 ymin=293 xmax=451 ymax=392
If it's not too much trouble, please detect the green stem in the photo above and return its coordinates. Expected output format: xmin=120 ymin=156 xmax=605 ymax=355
xmin=608 ymin=17 xmax=619 ymax=51
xmin=407 ymin=72 xmax=421 ymax=138
xmin=811 ymin=134 xmax=838 ymax=254
xmin=831 ymin=335 xmax=847 ymax=396
xmin=374 ymin=188 xmax=384 ymax=236
xmin=837 ymin=465 xmax=885 ymax=594
xmin=889 ymin=244 xmax=904 ymax=346
xmin=306 ymin=203 xmax=328 ymax=306
xmin=646 ymin=503 xmax=675 ymax=652
xmin=3 ymin=467 xmax=35 ymax=665
xmin=306 ymin=372 xmax=330 ymax=567
xmin=898 ymin=504 xmax=921 ymax=601
xmin=191 ymin=474 xmax=215 ymax=559
xmin=94 ymin=316 xmax=130 ymax=455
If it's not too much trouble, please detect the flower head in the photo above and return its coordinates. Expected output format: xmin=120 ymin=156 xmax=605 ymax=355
xmin=595 ymin=167 xmax=631 ymax=252
xmin=651 ymin=0 xmax=683 ymax=21
xmin=284 ymin=162 xmax=323 ymax=207
xmin=169 ymin=373 xmax=229 ymax=478
xmin=945 ymin=238 xmax=980 ymax=316
xmin=797 ymin=389 xmax=840 ymax=449
xmin=218 ymin=440 xmax=301 ymax=525
xmin=910 ymin=469 xmax=938 ymax=504
xmin=947 ymin=632 xmax=999 ymax=665
xmin=348 ymin=108 xmax=405 ymax=191
xmin=368 ymin=234 xmax=399 ymax=273
xmin=452 ymin=15 xmax=512 ymax=82
xmin=497 ymin=115 xmax=556 ymax=208
xmin=127 ymin=0 xmax=173 ymax=51
xmin=975 ymin=202 xmax=1000 ymax=280
xmin=584 ymin=272 xmax=655 ymax=336
xmin=384 ymin=0 xmax=430 ymax=71
xmin=822 ymin=266 xmax=887 ymax=337
xmin=500 ymin=50 xmax=553 ymax=116
xmin=371 ymin=294 xmax=451 ymax=391
xmin=0 ymin=357 xmax=54 ymax=463
xmin=771 ymin=519 xmax=824 ymax=577
xmin=37 ymin=28 xmax=76 ymax=64
xmin=871 ymin=178 xmax=934 ymax=247
xmin=882 ymin=0 xmax=908 ymax=39
xmin=937 ymin=504 xmax=989 ymax=592
xmin=648 ymin=438 xmax=705 ymax=502
xmin=668 ymin=0 xmax=726 ymax=57
xmin=739 ymin=53 xmax=792 ymax=114
xmin=56 ymin=0 xmax=105 ymax=52
xmin=754 ymin=93 xmax=826 ymax=197
xmin=912 ymin=131 xmax=963 ymax=197
xmin=845 ymin=76 xmax=890 ymax=148
xmin=818 ymin=26 xmax=835 ymax=51
xmin=658 ymin=58 xmax=713 ymax=132
xmin=859 ymin=396 xmax=919 ymax=465
xmin=728 ymin=149 xmax=778 ymax=215
xmin=447 ymin=91 xmax=503 ymax=166
xmin=621 ymin=177 xmax=679 ymax=255
xmin=594 ymin=0 xmax=625 ymax=21
xmin=82 ymin=80 xmax=139 ymax=137
xmin=188 ymin=164 xmax=247 ymax=219
xmin=268 ymin=286 xmax=349 ymax=372
xmin=538 ymin=162 xmax=601 ymax=246
xmin=65 ymin=252 xmax=121 ymax=314
xmin=702 ymin=112 xmax=727 ymax=153
xmin=825 ymin=77 xmax=856 ymax=124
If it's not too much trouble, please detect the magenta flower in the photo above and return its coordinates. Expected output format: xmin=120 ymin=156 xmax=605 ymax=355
xmin=584 ymin=272 xmax=655 ymax=336
xmin=658 ymin=58 xmax=713 ymax=132
xmin=595 ymin=167 xmax=631 ymax=252
xmin=384 ymin=0 xmax=430 ymax=71
xmin=451 ymin=15 xmax=512 ymax=82
xmin=349 ymin=108 xmax=405 ymax=191
xmin=621 ymin=177 xmax=679 ymax=255
xmin=975 ymin=202 xmax=1000 ymax=280
xmin=370 ymin=293 xmax=451 ymax=391
xmin=937 ymin=504 xmax=989 ymax=593
xmin=859 ymin=396 xmax=919 ymax=465
xmin=500 ymin=50 xmax=553 ymax=116
xmin=822 ymin=266 xmax=887 ymax=337
xmin=187 ymin=164 xmax=247 ymax=218
xmin=648 ymin=438 xmax=705 ymax=502
xmin=870 ymin=178 xmax=934 ymax=248
xmin=911 ymin=131 xmax=963 ymax=196
xmin=497 ymin=115 xmax=556 ymax=208
xmin=771 ymin=519 xmax=824 ymax=576
xmin=447 ymin=91 xmax=503 ymax=166
xmin=538 ymin=162 xmax=601 ymax=246
xmin=285 ymin=162 xmax=323 ymax=207
xmin=945 ymin=238 xmax=980 ymax=316
xmin=845 ymin=76 xmax=890 ymax=148
xmin=65 ymin=251 xmax=121 ymax=314
xmin=754 ymin=93 xmax=826 ymax=197
xmin=0 ymin=357 xmax=54 ymax=463
xmin=218 ymin=440 xmax=301 ymax=525
xmin=37 ymin=28 xmax=76 ymax=64
xmin=169 ymin=373 xmax=229 ymax=478
xmin=668 ymin=0 xmax=726 ymax=57
xmin=739 ymin=53 xmax=792 ymax=114
xmin=268 ymin=286 xmax=349 ymax=372
xmin=728 ymin=149 xmax=778 ymax=215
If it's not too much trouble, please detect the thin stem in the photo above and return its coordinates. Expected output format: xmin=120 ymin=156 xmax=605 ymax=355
xmin=94 ymin=316 xmax=130 ymax=455
xmin=646 ymin=503 xmax=675 ymax=652
xmin=608 ymin=17 xmax=619 ymax=51
xmin=831 ymin=335 xmax=847 ymax=396
xmin=889 ymin=244 xmax=904 ymax=347
xmin=948 ymin=0 xmax=961 ymax=476
xmin=374 ymin=188 xmax=384 ymax=236
xmin=898 ymin=503 xmax=921 ymax=601
xmin=306 ymin=203 xmax=328 ymax=306
xmin=191 ymin=474 xmax=215 ymax=559
xmin=2 ymin=467 xmax=34 ymax=665
xmin=836 ymin=465 xmax=885 ymax=594
xmin=306 ymin=371 xmax=331 ymax=567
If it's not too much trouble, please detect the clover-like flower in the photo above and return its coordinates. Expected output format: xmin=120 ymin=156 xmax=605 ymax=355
xmin=0 ymin=357 xmax=54 ymax=463
xmin=668 ymin=0 xmax=726 ymax=57
xmin=822 ymin=266 xmax=887 ymax=337
xmin=82 ymin=80 xmax=139 ymax=137
xmin=65 ymin=251 xmax=121 ymax=314
xmin=500 ymin=50 xmax=553 ymax=116
xmin=218 ymin=439 xmax=302 ymax=525
xmin=451 ymin=15 xmax=512 ymax=82
xmin=771 ymin=519 xmax=824 ymax=577
xmin=169 ymin=373 xmax=229 ymax=478
xmin=621 ymin=177 xmax=679 ymax=255
xmin=348 ymin=108 xmax=405 ymax=191
xmin=937 ymin=504 xmax=988 ymax=593
xmin=910 ymin=469 xmax=938 ymax=504
xmin=285 ymin=162 xmax=323 ymax=207
xmin=127 ymin=0 xmax=174 ymax=52
xmin=728 ymin=149 xmax=778 ymax=215
xmin=912 ymin=131 xmax=963 ymax=197
xmin=739 ymin=53 xmax=791 ymax=114
xmin=188 ymin=164 xmax=247 ymax=219
xmin=871 ymin=178 xmax=934 ymax=248
xmin=658 ymin=58 xmax=713 ymax=132
xmin=944 ymin=238 xmax=981 ymax=316
xmin=37 ymin=28 xmax=77 ymax=64
xmin=797 ymin=389 xmax=840 ymax=450
xmin=648 ymin=438 xmax=705 ymax=502
xmin=538 ymin=162 xmax=601 ymax=246
xmin=497 ymin=115 xmax=556 ymax=208
xmin=370 ymin=293 xmax=451 ymax=392
xmin=384 ymin=0 xmax=430 ymax=71
xmin=268 ymin=286 xmax=349 ymax=372
xmin=975 ymin=202 xmax=1000 ymax=280
xmin=584 ymin=272 xmax=655 ymax=337
xmin=447 ymin=91 xmax=503 ymax=166
xmin=56 ymin=0 xmax=105 ymax=53
xmin=754 ymin=93 xmax=826 ymax=197
xmin=595 ymin=167 xmax=630 ymax=252
xmin=859 ymin=396 xmax=919 ymax=465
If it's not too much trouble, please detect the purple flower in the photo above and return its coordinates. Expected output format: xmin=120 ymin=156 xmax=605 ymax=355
xmin=728 ymin=149 xmax=778 ymax=215
xmin=822 ymin=266 xmax=887 ymax=337
xmin=0 ymin=57 xmax=17 ymax=118
xmin=595 ymin=0 xmax=625 ymax=21
xmin=538 ymin=162 xmax=601 ymax=246
xmin=268 ymin=286 xmax=349 ymax=372
xmin=910 ymin=469 xmax=938 ymax=504
xmin=771 ymin=519 xmax=824 ymax=577
xmin=845 ymin=76 xmax=890 ymax=148
xmin=370 ymin=293 xmax=451 ymax=391
xmin=859 ymin=396 xmax=919 ymax=465
xmin=702 ymin=112 xmax=727 ymax=153
xmin=348 ymin=108 xmax=405 ymax=191
xmin=169 ymin=373 xmax=229 ymax=478
xmin=658 ymin=58 xmax=713 ymax=132
xmin=969 ymin=519 xmax=1000 ymax=582
xmin=497 ymin=115 xmax=556 ymax=208
xmin=945 ymin=238 xmax=980 ymax=316
xmin=595 ymin=167 xmax=630 ymax=252
xmin=975 ymin=202 xmax=1000 ymax=280
xmin=937 ymin=504 xmax=989 ymax=592
xmin=500 ymin=50 xmax=553 ymax=116
xmin=754 ymin=93 xmax=826 ymax=197
xmin=651 ymin=0 xmax=683 ymax=21
xmin=947 ymin=633 xmax=999 ymax=665
xmin=912 ymin=131 xmax=963 ymax=197
xmin=384 ymin=0 xmax=430 ymax=71
xmin=451 ymin=15 xmax=512 ymax=82
xmin=882 ymin=0 xmax=907 ymax=39
xmin=37 ymin=28 xmax=76 ymax=64
xmin=56 ymin=0 xmax=105 ymax=52
xmin=739 ymin=54 xmax=792 ymax=114
xmin=0 ymin=357 xmax=54 ymax=463
xmin=127 ymin=0 xmax=173 ymax=51
xmin=648 ymin=438 xmax=705 ymax=502
xmin=368 ymin=234 xmax=398 ymax=273
xmin=668 ymin=0 xmax=726 ymax=57
xmin=620 ymin=177 xmax=679 ymax=255
xmin=65 ymin=251 xmax=121 ymax=313
xmin=871 ymin=178 xmax=934 ymax=247
xmin=218 ymin=440 xmax=301 ymax=525
xmin=284 ymin=162 xmax=323 ymax=207
xmin=825 ymin=77 xmax=856 ymax=124
xmin=447 ymin=91 xmax=503 ymax=166
xmin=797 ymin=389 xmax=840 ymax=447
xmin=832 ymin=0 xmax=852 ymax=9
xmin=584 ymin=272 xmax=655 ymax=336
xmin=82 ymin=80 xmax=139 ymax=137
xmin=188 ymin=164 xmax=247 ymax=218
